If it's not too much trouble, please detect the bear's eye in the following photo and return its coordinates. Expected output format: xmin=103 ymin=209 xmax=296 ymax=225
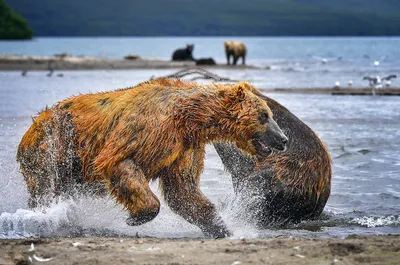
xmin=258 ymin=112 xmax=269 ymax=124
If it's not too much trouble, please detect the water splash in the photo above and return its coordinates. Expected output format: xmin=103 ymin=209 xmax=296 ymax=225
xmin=0 ymin=195 xmax=203 ymax=239
xmin=351 ymin=215 xmax=400 ymax=228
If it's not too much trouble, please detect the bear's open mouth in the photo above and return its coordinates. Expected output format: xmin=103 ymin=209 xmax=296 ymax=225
xmin=253 ymin=138 xmax=272 ymax=155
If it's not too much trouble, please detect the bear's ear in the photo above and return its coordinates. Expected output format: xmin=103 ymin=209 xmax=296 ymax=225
xmin=233 ymin=84 xmax=247 ymax=102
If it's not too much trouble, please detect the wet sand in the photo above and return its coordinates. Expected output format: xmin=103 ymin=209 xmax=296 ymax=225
xmin=1 ymin=235 xmax=399 ymax=265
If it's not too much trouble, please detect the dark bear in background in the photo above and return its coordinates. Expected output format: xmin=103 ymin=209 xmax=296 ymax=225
xmin=196 ymin=58 xmax=217 ymax=66
xmin=172 ymin=44 xmax=195 ymax=61
xmin=214 ymin=91 xmax=331 ymax=228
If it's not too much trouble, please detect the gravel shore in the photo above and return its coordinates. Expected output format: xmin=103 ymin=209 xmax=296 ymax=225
xmin=0 ymin=54 xmax=261 ymax=71
xmin=1 ymin=235 xmax=399 ymax=265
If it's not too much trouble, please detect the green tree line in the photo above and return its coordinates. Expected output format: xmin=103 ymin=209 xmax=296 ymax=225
xmin=0 ymin=0 xmax=32 ymax=39
xmin=5 ymin=0 xmax=400 ymax=36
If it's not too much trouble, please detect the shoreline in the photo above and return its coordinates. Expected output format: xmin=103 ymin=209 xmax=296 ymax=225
xmin=2 ymin=54 xmax=400 ymax=96
xmin=0 ymin=54 xmax=263 ymax=71
xmin=1 ymin=235 xmax=399 ymax=264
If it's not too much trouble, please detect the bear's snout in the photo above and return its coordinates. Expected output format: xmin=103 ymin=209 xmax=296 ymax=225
xmin=276 ymin=135 xmax=288 ymax=151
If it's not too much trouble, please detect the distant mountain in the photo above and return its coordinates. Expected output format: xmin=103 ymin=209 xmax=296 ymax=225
xmin=5 ymin=0 xmax=400 ymax=36
xmin=0 ymin=0 xmax=32 ymax=39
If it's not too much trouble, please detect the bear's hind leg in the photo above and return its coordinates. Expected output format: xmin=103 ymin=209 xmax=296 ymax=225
xmin=160 ymin=171 xmax=231 ymax=238
xmin=233 ymin=56 xmax=238 ymax=65
xmin=105 ymin=160 xmax=160 ymax=226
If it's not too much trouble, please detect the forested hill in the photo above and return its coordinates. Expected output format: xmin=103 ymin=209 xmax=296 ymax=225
xmin=0 ymin=0 xmax=32 ymax=39
xmin=6 ymin=0 xmax=400 ymax=36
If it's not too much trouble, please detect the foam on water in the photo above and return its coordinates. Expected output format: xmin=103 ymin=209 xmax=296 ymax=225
xmin=351 ymin=216 xmax=400 ymax=228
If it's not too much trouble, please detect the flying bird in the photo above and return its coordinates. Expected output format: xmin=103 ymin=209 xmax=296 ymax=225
xmin=363 ymin=55 xmax=387 ymax=67
xmin=363 ymin=74 xmax=397 ymax=89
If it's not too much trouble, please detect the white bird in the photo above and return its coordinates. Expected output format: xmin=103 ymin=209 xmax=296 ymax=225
xmin=364 ymin=55 xmax=387 ymax=67
xmin=363 ymin=76 xmax=381 ymax=88
xmin=348 ymin=80 xmax=353 ymax=87
xmin=363 ymin=74 xmax=397 ymax=88
xmin=363 ymin=74 xmax=397 ymax=95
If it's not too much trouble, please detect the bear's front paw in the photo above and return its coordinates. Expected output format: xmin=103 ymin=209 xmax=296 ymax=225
xmin=126 ymin=208 xmax=159 ymax=226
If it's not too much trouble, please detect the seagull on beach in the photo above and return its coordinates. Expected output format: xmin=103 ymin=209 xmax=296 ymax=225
xmin=363 ymin=75 xmax=397 ymax=95
xmin=363 ymin=74 xmax=397 ymax=88
xmin=348 ymin=80 xmax=353 ymax=87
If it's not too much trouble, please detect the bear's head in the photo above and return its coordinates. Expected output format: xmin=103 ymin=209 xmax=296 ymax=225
xmin=223 ymin=82 xmax=288 ymax=159
xmin=224 ymin=41 xmax=233 ymax=53
xmin=186 ymin=44 xmax=194 ymax=53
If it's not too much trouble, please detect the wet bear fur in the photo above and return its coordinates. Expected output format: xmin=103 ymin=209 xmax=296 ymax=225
xmin=214 ymin=90 xmax=332 ymax=228
xmin=17 ymin=78 xmax=288 ymax=238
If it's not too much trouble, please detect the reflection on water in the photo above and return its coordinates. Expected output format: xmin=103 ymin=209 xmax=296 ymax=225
xmin=0 ymin=67 xmax=399 ymax=238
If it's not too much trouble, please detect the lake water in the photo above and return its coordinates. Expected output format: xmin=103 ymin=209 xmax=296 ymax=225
xmin=2 ymin=37 xmax=400 ymax=88
xmin=0 ymin=37 xmax=399 ymax=239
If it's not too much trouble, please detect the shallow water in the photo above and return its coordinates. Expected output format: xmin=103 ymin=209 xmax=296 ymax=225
xmin=0 ymin=67 xmax=399 ymax=239
xmin=1 ymin=37 xmax=400 ymax=239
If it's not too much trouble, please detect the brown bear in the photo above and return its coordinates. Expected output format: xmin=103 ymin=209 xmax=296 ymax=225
xmin=224 ymin=41 xmax=247 ymax=65
xmin=214 ymin=89 xmax=332 ymax=227
xmin=17 ymin=78 xmax=288 ymax=238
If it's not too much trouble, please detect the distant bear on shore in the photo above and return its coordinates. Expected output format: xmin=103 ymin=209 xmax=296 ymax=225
xmin=224 ymin=41 xmax=247 ymax=65
xmin=195 ymin=57 xmax=217 ymax=66
xmin=17 ymin=79 xmax=288 ymax=238
xmin=215 ymin=90 xmax=331 ymax=227
xmin=172 ymin=44 xmax=195 ymax=61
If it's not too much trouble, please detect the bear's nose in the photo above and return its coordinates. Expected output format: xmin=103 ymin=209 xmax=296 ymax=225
xmin=282 ymin=138 xmax=288 ymax=145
